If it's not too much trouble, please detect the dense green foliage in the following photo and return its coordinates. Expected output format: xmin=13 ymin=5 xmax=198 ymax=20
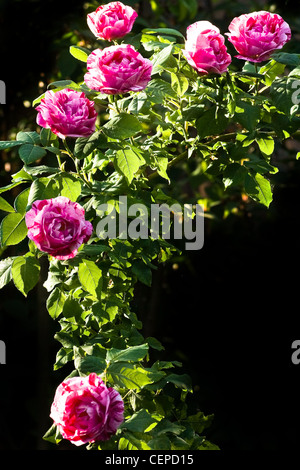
xmin=1 ymin=1 xmax=300 ymax=450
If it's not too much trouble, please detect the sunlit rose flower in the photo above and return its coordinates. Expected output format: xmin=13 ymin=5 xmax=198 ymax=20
xmin=25 ymin=196 xmax=93 ymax=260
xmin=87 ymin=2 xmax=138 ymax=41
xmin=36 ymin=89 xmax=97 ymax=139
xmin=84 ymin=44 xmax=152 ymax=94
xmin=50 ymin=373 xmax=124 ymax=446
xmin=183 ymin=21 xmax=232 ymax=75
xmin=226 ymin=11 xmax=291 ymax=62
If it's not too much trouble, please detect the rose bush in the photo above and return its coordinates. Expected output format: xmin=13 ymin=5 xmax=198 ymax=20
xmin=84 ymin=44 xmax=153 ymax=94
xmin=87 ymin=1 xmax=138 ymax=41
xmin=25 ymin=196 xmax=93 ymax=260
xmin=226 ymin=10 xmax=291 ymax=62
xmin=182 ymin=20 xmax=232 ymax=75
xmin=36 ymin=89 xmax=97 ymax=139
xmin=0 ymin=2 xmax=298 ymax=451
xmin=50 ymin=373 xmax=124 ymax=446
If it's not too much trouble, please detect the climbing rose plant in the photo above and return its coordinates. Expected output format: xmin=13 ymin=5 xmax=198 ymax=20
xmin=0 ymin=3 xmax=299 ymax=450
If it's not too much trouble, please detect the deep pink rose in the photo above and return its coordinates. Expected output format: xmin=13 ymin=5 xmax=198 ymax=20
xmin=182 ymin=21 xmax=232 ymax=75
xmin=25 ymin=196 xmax=93 ymax=260
xmin=84 ymin=44 xmax=152 ymax=94
xmin=36 ymin=89 xmax=97 ymax=139
xmin=50 ymin=373 xmax=124 ymax=446
xmin=87 ymin=1 xmax=138 ymax=41
xmin=226 ymin=11 xmax=291 ymax=63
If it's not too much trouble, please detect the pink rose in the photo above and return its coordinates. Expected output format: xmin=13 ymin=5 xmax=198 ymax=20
xmin=36 ymin=89 xmax=97 ymax=139
xmin=84 ymin=44 xmax=152 ymax=95
xmin=226 ymin=11 xmax=291 ymax=63
xmin=87 ymin=1 xmax=138 ymax=41
xmin=182 ymin=21 xmax=232 ymax=75
xmin=25 ymin=196 xmax=93 ymax=260
xmin=50 ymin=373 xmax=124 ymax=446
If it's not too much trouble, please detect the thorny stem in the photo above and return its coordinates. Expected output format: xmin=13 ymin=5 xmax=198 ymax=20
xmin=63 ymin=139 xmax=93 ymax=189
xmin=56 ymin=152 xmax=63 ymax=170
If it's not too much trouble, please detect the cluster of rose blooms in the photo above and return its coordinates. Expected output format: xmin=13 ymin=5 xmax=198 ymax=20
xmin=25 ymin=2 xmax=291 ymax=447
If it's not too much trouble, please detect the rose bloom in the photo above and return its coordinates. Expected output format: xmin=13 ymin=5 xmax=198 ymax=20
xmin=84 ymin=44 xmax=153 ymax=94
xmin=25 ymin=196 xmax=93 ymax=260
xmin=50 ymin=373 xmax=124 ymax=446
xmin=226 ymin=11 xmax=291 ymax=63
xmin=36 ymin=89 xmax=97 ymax=139
xmin=182 ymin=21 xmax=232 ymax=75
xmin=87 ymin=1 xmax=138 ymax=41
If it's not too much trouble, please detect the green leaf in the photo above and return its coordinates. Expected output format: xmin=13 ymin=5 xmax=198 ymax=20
xmin=106 ymin=344 xmax=149 ymax=363
xmin=122 ymin=409 xmax=159 ymax=433
xmin=186 ymin=411 xmax=214 ymax=434
xmin=0 ymin=181 xmax=25 ymax=194
xmin=78 ymin=259 xmax=102 ymax=298
xmin=11 ymin=254 xmax=40 ymax=297
xmin=0 ymin=140 xmax=26 ymax=150
xmin=16 ymin=131 xmax=41 ymax=145
xmin=235 ymin=101 xmax=260 ymax=132
xmin=58 ymin=173 xmax=82 ymax=202
xmin=46 ymin=287 xmax=66 ymax=319
xmin=166 ymin=373 xmax=193 ymax=391
xmin=243 ymin=156 xmax=278 ymax=175
xmin=142 ymin=28 xmax=185 ymax=40
xmin=245 ymin=173 xmax=273 ymax=207
xmin=132 ymin=260 xmax=152 ymax=286
xmin=151 ymin=44 xmax=175 ymax=75
xmin=47 ymin=79 xmax=81 ymax=91
xmin=171 ymin=73 xmax=189 ymax=97
xmin=146 ymin=79 xmax=177 ymax=104
xmin=259 ymin=60 xmax=286 ymax=87
xmin=0 ymin=196 xmax=15 ymax=213
xmin=271 ymin=52 xmax=300 ymax=67
xmin=62 ymin=298 xmax=83 ymax=319
xmin=270 ymin=76 xmax=298 ymax=116
xmin=256 ymin=135 xmax=275 ymax=156
xmin=75 ymin=355 xmax=106 ymax=375
xmin=18 ymin=144 xmax=47 ymax=164
xmin=74 ymin=131 xmax=106 ymax=159
xmin=120 ymin=432 xmax=152 ymax=450
xmin=223 ymin=163 xmax=247 ymax=189
xmin=0 ymin=212 xmax=27 ymax=246
xmin=0 ymin=257 xmax=14 ymax=289
xmin=40 ymin=128 xmax=58 ymax=147
xmin=108 ymin=362 xmax=153 ymax=390
xmin=69 ymin=45 xmax=90 ymax=62
xmin=14 ymin=187 xmax=30 ymax=215
xmin=27 ymin=177 xmax=60 ymax=207
xmin=43 ymin=424 xmax=62 ymax=444
xmin=103 ymin=113 xmax=143 ymax=140
xmin=113 ymin=147 xmax=145 ymax=184
xmin=196 ymin=106 xmax=229 ymax=139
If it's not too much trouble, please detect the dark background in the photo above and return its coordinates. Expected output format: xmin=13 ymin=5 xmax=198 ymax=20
xmin=1 ymin=0 xmax=300 ymax=451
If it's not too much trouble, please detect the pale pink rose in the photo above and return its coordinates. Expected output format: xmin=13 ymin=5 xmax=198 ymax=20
xmin=25 ymin=196 xmax=93 ymax=260
xmin=182 ymin=21 xmax=232 ymax=75
xmin=226 ymin=11 xmax=291 ymax=62
xmin=84 ymin=44 xmax=152 ymax=94
xmin=87 ymin=1 xmax=138 ymax=41
xmin=50 ymin=373 xmax=124 ymax=446
xmin=36 ymin=89 xmax=97 ymax=139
